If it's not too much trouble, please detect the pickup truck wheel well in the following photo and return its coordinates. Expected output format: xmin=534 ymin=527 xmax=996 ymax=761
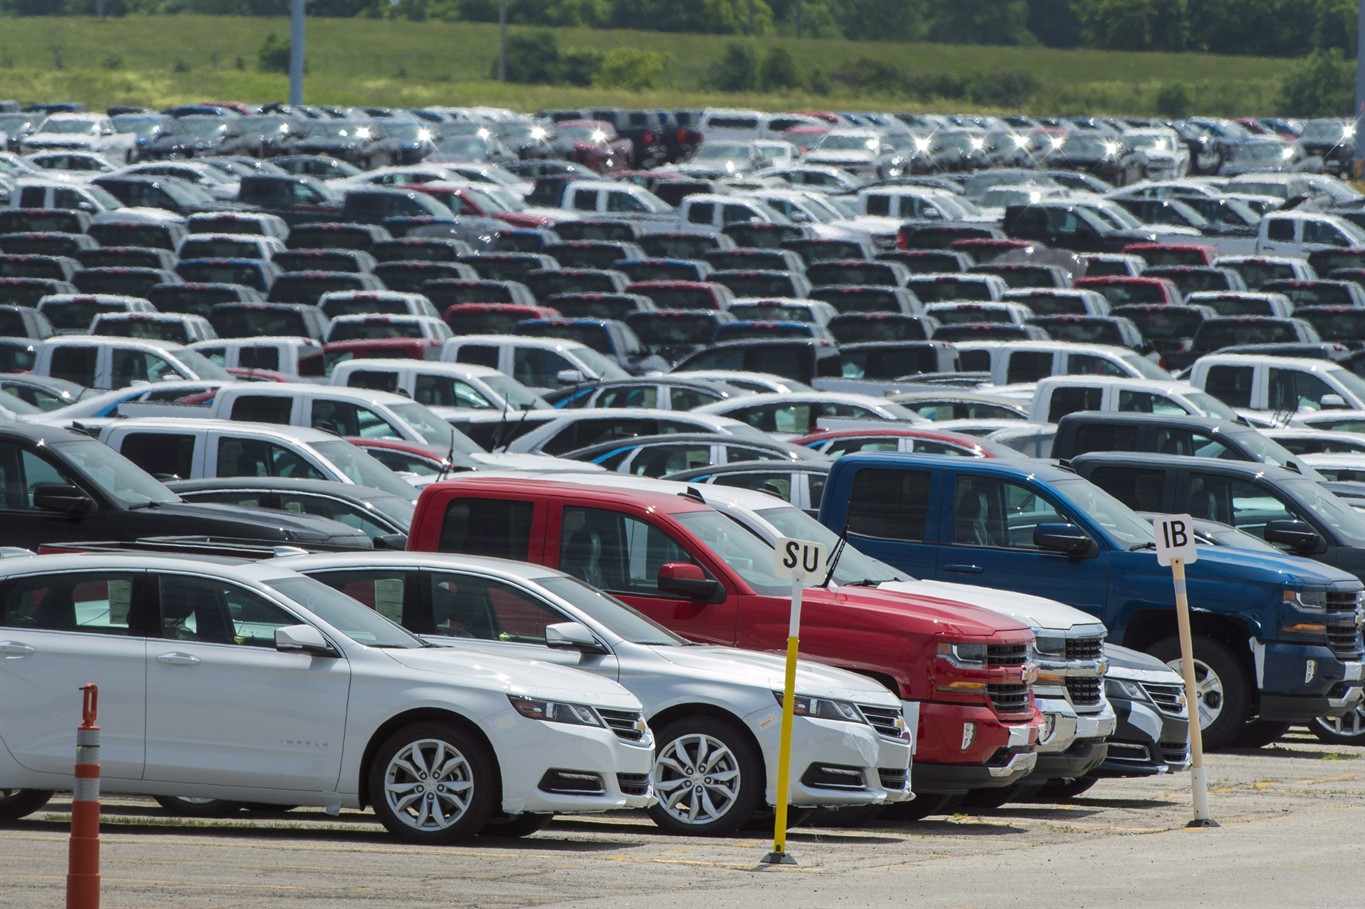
xmin=646 ymin=703 xmax=766 ymax=778
xmin=359 ymin=709 xmax=501 ymax=812
xmin=1121 ymin=612 xmax=1257 ymax=710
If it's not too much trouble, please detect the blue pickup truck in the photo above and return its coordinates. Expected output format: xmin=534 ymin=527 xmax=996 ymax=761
xmin=818 ymin=453 xmax=1365 ymax=749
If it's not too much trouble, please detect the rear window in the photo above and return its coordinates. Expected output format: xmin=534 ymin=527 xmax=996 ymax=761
xmin=211 ymin=307 xmax=308 ymax=338
xmin=445 ymin=308 xmax=537 ymax=335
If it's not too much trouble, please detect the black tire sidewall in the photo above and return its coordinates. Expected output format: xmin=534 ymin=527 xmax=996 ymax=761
xmin=1151 ymin=635 xmax=1250 ymax=751
xmin=0 ymin=789 xmax=53 ymax=821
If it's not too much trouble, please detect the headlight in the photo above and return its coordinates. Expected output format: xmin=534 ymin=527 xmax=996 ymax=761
xmin=1106 ymin=677 xmax=1147 ymax=701
xmin=508 ymin=694 xmax=603 ymax=727
xmin=938 ymin=641 xmax=987 ymax=666
xmin=1284 ymin=588 xmax=1327 ymax=612
xmin=1031 ymin=635 xmax=1067 ymax=660
xmin=773 ymin=691 xmax=865 ymax=723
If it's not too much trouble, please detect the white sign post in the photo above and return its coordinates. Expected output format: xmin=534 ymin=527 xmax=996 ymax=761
xmin=760 ymin=536 xmax=829 ymax=866
xmin=1153 ymin=514 xmax=1218 ymax=828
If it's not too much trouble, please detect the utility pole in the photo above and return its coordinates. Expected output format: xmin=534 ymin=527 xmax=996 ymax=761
xmin=289 ymin=0 xmax=304 ymax=106
xmin=1356 ymin=0 xmax=1364 ymax=176
xmin=796 ymin=0 xmax=803 ymax=39
xmin=749 ymin=0 xmax=755 ymax=35
xmin=498 ymin=0 xmax=507 ymax=83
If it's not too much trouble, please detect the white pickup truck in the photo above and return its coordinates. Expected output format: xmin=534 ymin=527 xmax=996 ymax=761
xmin=19 ymin=113 xmax=136 ymax=163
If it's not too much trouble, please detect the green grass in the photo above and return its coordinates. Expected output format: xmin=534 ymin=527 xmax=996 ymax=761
xmin=0 ymin=14 xmax=1292 ymax=115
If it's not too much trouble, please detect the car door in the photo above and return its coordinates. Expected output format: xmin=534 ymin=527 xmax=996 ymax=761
xmin=0 ymin=569 xmax=147 ymax=782
xmin=143 ymin=571 xmax=350 ymax=791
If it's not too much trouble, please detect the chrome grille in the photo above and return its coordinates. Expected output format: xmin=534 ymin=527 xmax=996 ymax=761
xmin=1066 ymin=636 xmax=1104 ymax=661
xmin=1141 ymin=681 xmax=1186 ymax=717
xmin=1067 ymin=677 xmax=1102 ymax=706
xmin=987 ymin=643 xmax=1028 ymax=666
xmin=597 ymin=708 xmax=646 ymax=742
xmin=1326 ymin=623 xmax=1364 ymax=660
xmin=857 ymin=703 xmax=905 ymax=738
xmin=1325 ymin=590 xmax=1361 ymax=615
xmin=989 ymin=684 xmax=1029 ymax=714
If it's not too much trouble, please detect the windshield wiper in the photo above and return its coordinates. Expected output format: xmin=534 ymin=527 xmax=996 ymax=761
xmin=1129 ymin=541 xmax=1158 ymax=551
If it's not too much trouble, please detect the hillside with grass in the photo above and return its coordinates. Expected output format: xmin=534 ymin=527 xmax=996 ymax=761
xmin=0 ymin=14 xmax=1294 ymax=115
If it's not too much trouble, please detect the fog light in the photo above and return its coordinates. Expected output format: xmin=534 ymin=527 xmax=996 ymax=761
xmin=961 ymin=722 xmax=976 ymax=751
xmin=1041 ymin=713 xmax=1058 ymax=744
xmin=1305 ymin=660 xmax=1317 ymax=684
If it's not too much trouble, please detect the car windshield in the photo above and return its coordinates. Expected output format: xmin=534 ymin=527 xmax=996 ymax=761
xmin=483 ymin=374 xmax=549 ymax=410
xmin=1129 ymin=133 xmax=1176 ymax=153
xmin=751 ymin=504 xmax=907 ymax=585
xmin=673 ymin=509 xmax=792 ymax=595
xmin=817 ymin=133 xmax=878 ymax=152
xmin=1091 ymin=202 xmax=1142 ymax=229
xmin=389 ymin=401 xmax=473 ymax=448
xmin=1051 ymin=477 xmax=1154 ymax=548
xmin=40 ymin=118 xmax=103 ymax=135
xmin=55 ymin=437 xmax=181 ymax=507
xmin=312 ymin=440 xmax=420 ymax=501
xmin=536 ymin=575 xmax=684 ymax=645
xmin=1117 ymin=352 xmax=1175 ymax=380
xmin=112 ymin=116 xmax=163 ymax=137
xmin=1186 ymin=391 xmax=1240 ymax=420
xmin=172 ymin=348 xmax=233 ymax=381
xmin=179 ymin=118 xmax=227 ymax=140
xmin=1281 ymin=477 xmax=1365 ymax=546
xmin=572 ymin=346 xmax=630 ymax=380
xmin=694 ymin=141 xmax=752 ymax=162
xmin=264 ymin=575 xmax=424 ymax=648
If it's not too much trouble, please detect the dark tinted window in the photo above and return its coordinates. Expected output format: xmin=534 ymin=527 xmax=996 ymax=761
xmin=437 ymin=499 xmax=533 ymax=560
xmin=847 ymin=467 xmax=930 ymax=542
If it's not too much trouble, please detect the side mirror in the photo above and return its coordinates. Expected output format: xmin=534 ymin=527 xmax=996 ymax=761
xmin=372 ymin=532 xmax=409 ymax=550
xmin=1034 ymin=522 xmax=1097 ymax=557
xmin=1264 ymin=518 xmax=1324 ymax=553
xmin=275 ymin=624 xmax=339 ymax=657
xmin=1320 ymin=393 xmax=1346 ymax=409
xmin=32 ymin=483 xmax=96 ymax=518
xmin=545 ymin=621 xmax=609 ymax=654
xmin=556 ymin=368 xmax=588 ymax=386
xmin=657 ymin=562 xmax=723 ymax=602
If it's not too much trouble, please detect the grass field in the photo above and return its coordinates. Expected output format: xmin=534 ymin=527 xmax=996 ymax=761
xmin=0 ymin=14 xmax=1292 ymax=115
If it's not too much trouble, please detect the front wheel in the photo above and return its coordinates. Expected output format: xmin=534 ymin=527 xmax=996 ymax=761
xmin=1031 ymin=777 xmax=1099 ymax=801
xmin=1150 ymin=636 xmax=1250 ymax=751
xmin=1310 ymin=702 xmax=1365 ymax=746
xmin=368 ymin=721 xmax=497 ymax=845
xmin=647 ymin=716 xmax=762 ymax=836
xmin=152 ymin=796 xmax=244 ymax=818
xmin=958 ymin=783 xmax=1019 ymax=812
xmin=0 ymin=789 xmax=52 ymax=821
xmin=478 ymin=813 xmax=553 ymax=838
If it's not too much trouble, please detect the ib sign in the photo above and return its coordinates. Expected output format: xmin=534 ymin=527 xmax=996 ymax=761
xmin=1154 ymin=514 xmax=1198 ymax=567
xmin=773 ymin=537 xmax=830 ymax=580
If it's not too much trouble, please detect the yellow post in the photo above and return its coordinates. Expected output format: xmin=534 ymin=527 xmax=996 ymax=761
xmin=1172 ymin=557 xmax=1218 ymax=827
xmin=762 ymin=570 xmax=804 ymax=865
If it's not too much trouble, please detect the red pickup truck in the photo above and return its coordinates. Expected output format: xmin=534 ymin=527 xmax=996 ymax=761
xmin=408 ymin=476 xmax=1044 ymax=807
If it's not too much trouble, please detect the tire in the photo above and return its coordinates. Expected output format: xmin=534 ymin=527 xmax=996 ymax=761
xmin=647 ymin=716 xmax=763 ymax=836
xmin=153 ymin=796 xmax=244 ymax=818
xmin=368 ymin=721 xmax=497 ymax=845
xmin=958 ymin=783 xmax=1019 ymax=812
xmin=1031 ymin=777 xmax=1099 ymax=801
xmin=1310 ymin=702 xmax=1365 ymax=746
xmin=1150 ymin=636 xmax=1250 ymax=752
xmin=0 ymin=789 xmax=52 ymax=821
xmin=478 ymin=813 xmax=553 ymax=838
xmin=879 ymin=792 xmax=956 ymax=822
xmin=1232 ymin=720 xmax=1292 ymax=749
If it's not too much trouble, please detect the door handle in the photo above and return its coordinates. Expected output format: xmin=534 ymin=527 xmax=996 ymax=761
xmin=943 ymin=564 xmax=984 ymax=574
xmin=156 ymin=652 xmax=201 ymax=666
xmin=0 ymin=641 xmax=36 ymax=657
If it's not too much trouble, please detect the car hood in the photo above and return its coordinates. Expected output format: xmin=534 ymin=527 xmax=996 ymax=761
xmin=145 ymin=501 xmax=374 ymax=548
xmin=1178 ymin=543 xmax=1362 ymax=590
xmin=25 ymin=134 xmax=98 ymax=149
xmin=469 ymin=451 xmax=607 ymax=472
xmin=875 ymin=579 xmax=1106 ymax=636
xmin=383 ymin=647 xmax=642 ymax=707
xmin=649 ymin=643 xmax=901 ymax=704
xmin=1106 ymin=642 xmax=1183 ymax=683
xmin=802 ymin=584 xmax=1030 ymax=640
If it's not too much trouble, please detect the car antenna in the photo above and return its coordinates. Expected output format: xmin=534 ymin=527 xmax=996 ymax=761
xmin=436 ymin=425 xmax=457 ymax=482
xmin=489 ymin=393 xmax=511 ymax=454
xmin=816 ymin=515 xmax=850 ymax=589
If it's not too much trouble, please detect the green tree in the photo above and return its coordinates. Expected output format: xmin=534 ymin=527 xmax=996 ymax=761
xmin=1027 ymin=0 xmax=1082 ymax=48
xmin=256 ymin=30 xmax=290 ymax=73
xmin=498 ymin=29 xmax=560 ymax=84
xmin=708 ymin=40 xmax=759 ymax=90
xmin=832 ymin=0 xmax=926 ymax=41
xmin=1278 ymin=48 xmax=1353 ymax=117
xmin=609 ymin=0 xmax=773 ymax=34
xmin=759 ymin=45 xmax=801 ymax=90
xmin=1075 ymin=0 xmax=1185 ymax=51
xmin=925 ymin=0 xmax=1031 ymax=45
xmin=594 ymin=47 xmax=665 ymax=90
xmin=1155 ymin=82 xmax=1191 ymax=118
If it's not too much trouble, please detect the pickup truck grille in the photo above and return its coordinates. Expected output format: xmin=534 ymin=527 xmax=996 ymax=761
xmin=857 ymin=704 xmax=906 ymax=738
xmin=1141 ymin=681 xmax=1186 ymax=717
xmin=1325 ymin=591 xmax=1360 ymax=615
xmin=1066 ymin=677 xmax=1103 ymax=707
xmin=597 ymin=708 xmax=647 ymax=742
xmin=1326 ymin=623 xmax=1364 ymax=660
xmin=1066 ymin=636 xmax=1104 ymax=661
xmin=987 ymin=643 xmax=1028 ymax=666
xmin=989 ymin=684 xmax=1030 ymax=714
xmin=1326 ymin=591 xmax=1363 ymax=659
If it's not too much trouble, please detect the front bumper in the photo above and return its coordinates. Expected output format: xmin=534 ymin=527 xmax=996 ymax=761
xmin=1095 ymin=696 xmax=1190 ymax=779
xmin=913 ymin=702 xmax=1040 ymax=794
xmin=494 ymin=717 xmax=655 ymax=816
xmin=1256 ymin=644 xmax=1364 ymax=722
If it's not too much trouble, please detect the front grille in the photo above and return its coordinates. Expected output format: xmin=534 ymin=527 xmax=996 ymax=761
xmin=1325 ymin=590 xmax=1360 ymax=616
xmin=1326 ymin=623 xmax=1364 ymax=660
xmin=800 ymin=764 xmax=867 ymax=790
xmin=1106 ymin=742 xmax=1153 ymax=762
xmin=538 ymin=770 xmax=605 ymax=795
xmin=616 ymin=773 xmax=650 ymax=797
xmin=987 ymin=642 xmax=1028 ymax=666
xmin=989 ymin=683 xmax=1030 ymax=714
xmin=1067 ymin=677 xmax=1102 ymax=707
xmin=597 ymin=707 xmax=647 ymax=742
xmin=878 ymin=767 xmax=910 ymax=791
xmin=1160 ymin=742 xmax=1190 ymax=765
xmin=1141 ymin=681 xmax=1186 ymax=717
xmin=858 ymin=703 xmax=905 ymax=738
xmin=1066 ymin=636 xmax=1104 ymax=661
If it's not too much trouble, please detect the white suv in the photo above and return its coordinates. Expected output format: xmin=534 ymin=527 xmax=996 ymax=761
xmin=0 ymin=552 xmax=653 ymax=843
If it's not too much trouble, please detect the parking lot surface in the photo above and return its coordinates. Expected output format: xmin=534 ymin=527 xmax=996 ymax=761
xmin=3 ymin=729 xmax=1361 ymax=909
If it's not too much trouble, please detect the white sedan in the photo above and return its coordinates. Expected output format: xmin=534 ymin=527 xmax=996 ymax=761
xmin=0 ymin=552 xmax=653 ymax=843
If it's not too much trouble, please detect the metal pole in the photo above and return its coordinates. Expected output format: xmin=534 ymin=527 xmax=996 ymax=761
xmin=289 ymin=0 xmax=305 ymax=107
xmin=1172 ymin=559 xmax=1218 ymax=828
xmin=496 ymin=0 xmax=507 ymax=83
xmin=1355 ymin=0 xmax=1365 ymax=174
xmin=761 ymin=571 xmax=802 ymax=866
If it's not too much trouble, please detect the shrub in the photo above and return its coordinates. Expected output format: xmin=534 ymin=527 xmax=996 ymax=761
xmin=759 ymin=46 xmax=801 ymax=92
xmin=1278 ymin=49 xmax=1353 ymax=118
xmin=257 ymin=31 xmax=290 ymax=74
xmin=709 ymin=40 xmax=758 ymax=92
xmin=968 ymin=70 xmax=1039 ymax=108
xmin=1155 ymin=82 xmax=1191 ymax=118
xmin=595 ymin=48 xmax=666 ymax=91
xmin=561 ymin=48 xmax=605 ymax=87
xmin=498 ymin=30 xmax=561 ymax=84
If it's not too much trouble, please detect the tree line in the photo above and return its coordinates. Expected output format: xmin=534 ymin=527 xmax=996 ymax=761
xmin=7 ymin=0 xmax=1358 ymax=59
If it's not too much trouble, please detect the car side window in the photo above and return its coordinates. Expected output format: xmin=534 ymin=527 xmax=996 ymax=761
xmin=1048 ymin=386 xmax=1102 ymax=421
xmin=278 ymin=493 xmax=387 ymax=537
xmin=1086 ymin=466 xmax=1166 ymax=513
xmin=560 ymin=505 xmax=699 ymax=596
xmin=311 ymin=400 xmax=396 ymax=439
xmin=118 ymin=432 xmax=194 ymax=481
xmin=1189 ymin=474 xmax=1297 ymax=538
xmin=429 ymin=571 xmax=565 ymax=643
xmin=306 ymin=568 xmax=412 ymax=628
xmin=155 ymin=574 xmax=297 ymax=647
xmin=1069 ymin=423 xmax=1139 ymax=455
xmin=952 ymin=476 xmax=1065 ymax=550
xmin=1005 ymin=351 xmax=1052 ymax=383
xmin=438 ymin=498 xmax=533 ymax=560
xmin=47 ymin=346 xmax=98 ymax=387
xmin=1265 ymin=219 xmax=1294 ymax=242
xmin=1269 ymin=368 xmax=1335 ymax=413
xmin=847 ymin=467 xmax=930 ymax=542
xmin=2 ymin=572 xmax=138 ymax=635
xmin=227 ymin=395 xmax=292 ymax=424
xmin=0 ymin=444 xmax=74 ymax=510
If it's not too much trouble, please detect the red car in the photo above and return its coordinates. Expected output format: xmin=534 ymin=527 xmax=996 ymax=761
xmin=403 ymin=182 xmax=553 ymax=229
xmin=550 ymin=120 xmax=633 ymax=173
xmin=1120 ymin=242 xmax=1220 ymax=267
